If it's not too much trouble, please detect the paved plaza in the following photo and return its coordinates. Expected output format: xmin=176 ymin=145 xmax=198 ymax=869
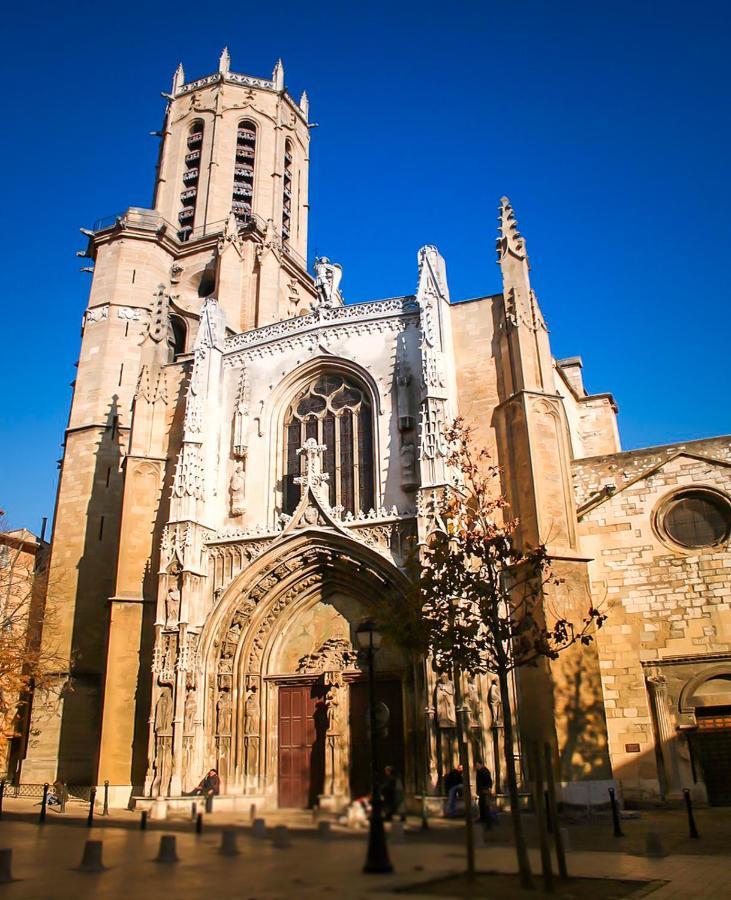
xmin=0 ymin=800 xmax=729 ymax=898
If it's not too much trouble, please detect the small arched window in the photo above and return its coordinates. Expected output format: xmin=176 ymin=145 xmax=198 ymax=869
xmin=283 ymin=374 xmax=374 ymax=516
xmin=171 ymin=315 xmax=187 ymax=358
xmin=232 ymin=120 xmax=256 ymax=224
xmin=282 ymin=139 xmax=293 ymax=243
xmin=179 ymin=120 xmax=204 ymax=241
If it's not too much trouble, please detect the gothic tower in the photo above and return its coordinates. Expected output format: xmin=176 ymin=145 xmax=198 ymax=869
xmin=22 ymin=53 xmax=315 ymax=791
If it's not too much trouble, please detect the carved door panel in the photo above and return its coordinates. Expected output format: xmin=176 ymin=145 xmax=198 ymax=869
xmin=349 ymin=679 xmax=405 ymax=799
xmin=692 ymin=707 xmax=731 ymax=806
xmin=278 ymin=685 xmax=325 ymax=808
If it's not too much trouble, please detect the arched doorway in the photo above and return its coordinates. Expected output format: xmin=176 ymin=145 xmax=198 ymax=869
xmin=197 ymin=533 xmax=410 ymax=810
xmin=684 ymin=672 xmax=731 ymax=806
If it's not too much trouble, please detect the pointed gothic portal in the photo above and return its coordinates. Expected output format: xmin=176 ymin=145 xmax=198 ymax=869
xmin=185 ymin=533 xmax=411 ymax=810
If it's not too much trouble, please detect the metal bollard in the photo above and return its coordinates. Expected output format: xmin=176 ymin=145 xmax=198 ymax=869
xmin=77 ymin=840 xmax=106 ymax=872
xmin=191 ymin=802 xmax=197 ymax=820
xmin=0 ymin=781 xmax=5 ymax=821
xmin=87 ymin=787 xmax=97 ymax=828
xmin=196 ymin=812 xmax=203 ymax=834
xmin=0 ymin=848 xmax=14 ymax=883
xmin=205 ymin=794 xmax=213 ymax=814
xmin=155 ymin=835 xmax=179 ymax=864
xmin=683 ymin=788 xmax=700 ymax=839
xmin=140 ymin=810 xmax=148 ymax=831
xmin=544 ymin=789 xmax=552 ymax=833
xmin=219 ymin=829 xmax=240 ymax=856
xmin=40 ymin=783 xmax=49 ymax=825
xmin=608 ymin=787 xmax=624 ymax=838
xmin=102 ymin=780 xmax=109 ymax=816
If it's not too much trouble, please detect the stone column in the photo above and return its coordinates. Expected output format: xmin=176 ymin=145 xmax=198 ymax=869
xmin=647 ymin=672 xmax=681 ymax=799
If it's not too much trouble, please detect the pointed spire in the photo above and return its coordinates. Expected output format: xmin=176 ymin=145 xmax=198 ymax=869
xmin=219 ymin=47 xmax=231 ymax=75
xmin=172 ymin=62 xmax=185 ymax=95
xmin=273 ymin=58 xmax=285 ymax=91
xmin=496 ymin=196 xmax=527 ymax=262
xmin=299 ymin=90 xmax=309 ymax=120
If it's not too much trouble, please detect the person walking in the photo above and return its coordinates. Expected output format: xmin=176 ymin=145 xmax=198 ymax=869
xmin=475 ymin=762 xmax=494 ymax=827
xmin=382 ymin=765 xmax=406 ymax=822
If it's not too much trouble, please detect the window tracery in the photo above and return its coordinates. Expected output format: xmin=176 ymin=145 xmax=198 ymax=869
xmin=283 ymin=374 xmax=374 ymax=516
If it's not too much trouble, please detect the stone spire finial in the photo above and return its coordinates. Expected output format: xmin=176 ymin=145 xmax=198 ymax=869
xmin=496 ymin=196 xmax=527 ymax=263
xmin=219 ymin=47 xmax=231 ymax=75
xmin=273 ymin=58 xmax=285 ymax=91
xmin=295 ymin=438 xmax=329 ymax=499
xmin=299 ymin=90 xmax=309 ymax=120
xmin=172 ymin=62 xmax=185 ymax=95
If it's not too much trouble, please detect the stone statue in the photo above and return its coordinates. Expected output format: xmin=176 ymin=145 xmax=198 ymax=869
xmin=229 ymin=461 xmax=246 ymax=517
xmin=165 ymin=586 xmax=181 ymax=626
xmin=488 ymin=678 xmax=502 ymax=727
xmin=313 ymin=257 xmax=343 ymax=308
xmin=216 ymin=691 xmax=232 ymax=735
xmin=154 ymin=687 xmax=173 ymax=734
xmin=244 ymin=683 xmax=259 ymax=735
xmin=435 ymin=673 xmax=457 ymax=728
xmin=184 ymin=691 xmax=196 ymax=735
xmin=324 ymin=672 xmax=344 ymax=732
xmin=467 ymin=675 xmax=481 ymax=728
xmin=400 ymin=441 xmax=417 ymax=490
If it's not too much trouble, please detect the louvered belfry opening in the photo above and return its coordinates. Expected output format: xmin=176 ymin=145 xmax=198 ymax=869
xmin=179 ymin=120 xmax=204 ymax=240
xmin=232 ymin=120 xmax=256 ymax=225
xmin=283 ymin=374 xmax=374 ymax=516
xmin=282 ymin=139 xmax=293 ymax=243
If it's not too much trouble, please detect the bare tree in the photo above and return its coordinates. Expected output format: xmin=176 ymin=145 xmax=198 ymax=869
xmin=420 ymin=419 xmax=606 ymax=888
xmin=0 ymin=512 xmax=60 ymax=779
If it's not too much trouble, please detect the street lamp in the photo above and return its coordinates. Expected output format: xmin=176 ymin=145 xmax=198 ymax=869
xmin=355 ymin=619 xmax=393 ymax=874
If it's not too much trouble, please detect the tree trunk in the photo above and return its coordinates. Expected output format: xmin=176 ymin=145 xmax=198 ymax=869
xmin=453 ymin=665 xmax=476 ymax=881
xmin=498 ymin=665 xmax=534 ymax=890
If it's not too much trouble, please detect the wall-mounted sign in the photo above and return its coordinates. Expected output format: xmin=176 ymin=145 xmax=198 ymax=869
xmin=625 ymin=743 xmax=641 ymax=753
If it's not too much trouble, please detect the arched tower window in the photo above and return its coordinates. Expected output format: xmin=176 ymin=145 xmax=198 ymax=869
xmin=282 ymin=139 xmax=293 ymax=243
xmin=179 ymin=120 xmax=204 ymax=241
xmin=283 ymin=373 xmax=374 ymax=516
xmin=232 ymin=120 xmax=256 ymax=225
xmin=171 ymin=315 xmax=187 ymax=358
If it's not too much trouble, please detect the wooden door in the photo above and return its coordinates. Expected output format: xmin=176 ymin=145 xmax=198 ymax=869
xmin=692 ymin=707 xmax=731 ymax=806
xmin=278 ymin=684 xmax=325 ymax=808
xmin=349 ymin=679 xmax=405 ymax=799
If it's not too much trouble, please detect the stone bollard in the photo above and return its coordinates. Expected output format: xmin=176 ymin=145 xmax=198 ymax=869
xmin=155 ymin=835 xmax=179 ymax=864
xmin=559 ymin=827 xmax=571 ymax=853
xmin=317 ymin=821 xmax=332 ymax=840
xmin=77 ymin=840 xmax=106 ymax=873
xmin=249 ymin=803 xmax=257 ymax=823
xmin=390 ymin=821 xmax=406 ymax=844
xmin=645 ymin=832 xmax=665 ymax=858
xmin=0 ymin=849 xmax=15 ymax=883
xmin=252 ymin=817 xmax=267 ymax=839
xmin=272 ymin=825 xmax=291 ymax=849
xmin=219 ymin=829 xmax=240 ymax=857
xmin=140 ymin=811 xmax=148 ymax=831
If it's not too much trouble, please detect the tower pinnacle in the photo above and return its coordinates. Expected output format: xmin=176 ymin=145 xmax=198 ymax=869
xmin=273 ymin=58 xmax=284 ymax=91
xmin=171 ymin=62 xmax=185 ymax=94
xmin=496 ymin=195 xmax=527 ymax=263
xmin=219 ymin=47 xmax=231 ymax=74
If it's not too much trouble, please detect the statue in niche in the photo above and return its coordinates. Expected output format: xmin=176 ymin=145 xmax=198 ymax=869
xmin=324 ymin=672 xmax=344 ymax=732
xmin=216 ymin=690 xmax=232 ymax=735
xmin=218 ymin=651 xmax=233 ymax=690
xmin=184 ymin=691 xmax=196 ymax=735
xmin=435 ymin=673 xmax=457 ymax=728
xmin=466 ymin=675 xmax=481 ymax=728
xmin=487 ymin=678 xmax=502 ymax=727
xmin=225 ymin=621 xmax=242 ymax=648
xmin=229 ymin=461 xmax=246 ymax=517
xmin=244 ymin=683 xmax=259 ymax=735
xmin=154 ymin=687 xmax=173 ymax=734
xmin=400 ymin=441 xmax=417 ymax=490
xmin=165 ymin=585 xmax=181 ymax=626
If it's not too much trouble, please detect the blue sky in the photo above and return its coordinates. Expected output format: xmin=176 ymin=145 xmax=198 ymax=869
xmin=1 ymin=0 xmax=729 ymax=532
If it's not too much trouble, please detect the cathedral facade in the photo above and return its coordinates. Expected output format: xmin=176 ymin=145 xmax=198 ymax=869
xmin=21 ymin=52 xmax=731 ymax=810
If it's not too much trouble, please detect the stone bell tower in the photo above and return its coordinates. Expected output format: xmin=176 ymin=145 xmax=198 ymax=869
xmin=22 ymin=51 xmax=316 ymax=796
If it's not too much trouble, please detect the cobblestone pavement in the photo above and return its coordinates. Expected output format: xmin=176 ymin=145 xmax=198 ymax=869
xmin=0 ymin=800 xmax=729 ymax=898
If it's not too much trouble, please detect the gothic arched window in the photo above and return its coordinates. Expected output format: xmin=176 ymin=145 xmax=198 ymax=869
xmin=232 ymin=120 xmax=256 ymax=224
xmin=179 ymin=120 xmax=204 ymax=241
xmin=283 ymin=374 xmax=374 ymax=516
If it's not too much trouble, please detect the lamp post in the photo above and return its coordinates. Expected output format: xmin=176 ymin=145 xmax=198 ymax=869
xmin=356 ymin=619 xmax=393 ymax=874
